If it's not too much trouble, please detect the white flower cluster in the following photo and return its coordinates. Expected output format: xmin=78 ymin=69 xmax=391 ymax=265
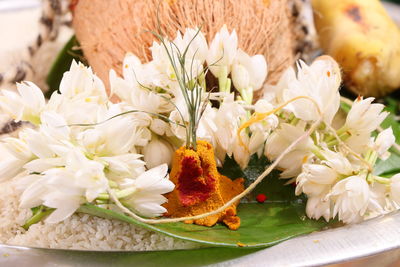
xmin=0 ymin=26 xmax=269 ymax=224
xmin=110 ymin=25 xmax=270 ymax=169
xmin=0 ymin=24 xmax=397 ymax=226
xmin=0 ymin=63 xmax=174 ymax=223
xmin=263 ymin=57 xmax=397 ymax=224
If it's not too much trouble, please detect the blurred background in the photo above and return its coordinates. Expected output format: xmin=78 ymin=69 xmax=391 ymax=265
xmin=0 ymin=0 xmax=72 ymax=91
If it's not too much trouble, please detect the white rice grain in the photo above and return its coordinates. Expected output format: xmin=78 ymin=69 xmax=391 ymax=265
xmin=0 ymin=180 xmax=199 ymax=251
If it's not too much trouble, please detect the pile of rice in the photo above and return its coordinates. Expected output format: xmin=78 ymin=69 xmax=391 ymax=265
xmin=0 ymin=180 xmax=198 ymax=250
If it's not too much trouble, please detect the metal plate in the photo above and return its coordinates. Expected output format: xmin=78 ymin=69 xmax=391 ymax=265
xmin=0 ymin=211 xmax=400 ymax=267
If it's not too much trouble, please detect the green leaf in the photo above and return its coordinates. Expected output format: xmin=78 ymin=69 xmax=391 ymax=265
xmin=380 ymin=97 xmax=400 ymax=145
xmin=78 ymin=155 xmax=328 ymax=248
xmin=219 ymin=155 xmax=296 ymax=201
xmin=375 ymin=153 xmax=400 ymax=177
xmin=45 ymin=35 xmax=84 ymax=98
xmin=78 ymin=202 xmax=331 ymax=248
xmin=218 ymin=156 xmax=244 ymax=180
xmin=374 ymin=97 xmax=400 ymax=176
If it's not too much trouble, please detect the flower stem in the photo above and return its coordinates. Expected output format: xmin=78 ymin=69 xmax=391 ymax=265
xmin=218 ymin=66 xmax=230 ymax=93
xmin=326 ymin=131 xmax=351 ymax=147
xmin=22 ymin=206 xmax=55 ymax=230
xmin=311 ymin=145 xmax=325 ymax=160
xmin=108 ymin=180 xmax=118 ymax=188
xmin=373 ymin=175 xmax=391 ymax=185
xmin=239 ymin=87 xmax=253 ymax=105
xmin=97 ymin=187 xmax=137 ymax=200
xmin=325 ymin=126 xmax=347 ymax=143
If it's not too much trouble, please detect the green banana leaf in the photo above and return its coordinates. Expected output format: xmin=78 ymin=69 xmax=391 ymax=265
xmin=78 ymin=156 xmax=333 ymax=248
xmin=78 ymin=202 xmax=329 ymax=248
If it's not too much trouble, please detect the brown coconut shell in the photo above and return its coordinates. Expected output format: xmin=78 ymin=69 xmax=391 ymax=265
xmin=72 ymin=0 xmax=297 ymax=91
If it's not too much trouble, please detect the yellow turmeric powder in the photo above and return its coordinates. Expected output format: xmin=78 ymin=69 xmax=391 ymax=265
xmin=164 ymin=140 xmax=244 ymax=230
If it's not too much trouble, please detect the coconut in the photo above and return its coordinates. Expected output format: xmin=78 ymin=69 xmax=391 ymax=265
xmin=72 ymin=0 xmax=298 ymax=91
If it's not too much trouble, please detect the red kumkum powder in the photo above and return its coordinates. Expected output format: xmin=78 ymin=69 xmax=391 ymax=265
xmin=177 ymin=156 xmax=215 ymax=206
xmin=164 ymin=140 xmax=244 ymax=230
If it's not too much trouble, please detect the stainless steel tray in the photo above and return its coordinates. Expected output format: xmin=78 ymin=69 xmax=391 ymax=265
xmin=1 ymin=210 xmax=400 ymax=266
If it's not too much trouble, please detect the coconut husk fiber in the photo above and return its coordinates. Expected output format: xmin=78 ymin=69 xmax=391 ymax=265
xmin=72 ymin=0 xmax=296 ymax=92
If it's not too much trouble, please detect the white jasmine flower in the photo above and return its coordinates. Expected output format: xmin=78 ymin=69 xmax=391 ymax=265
xmin=320 ymin=149 xmax=356 ymax=175
xmin=122 ymin=164 xmax=174 ymax=217
xmin=296 ymin=164 xmax=337 ymax=197
xmin=67 ymin=150 xmax=109 ymax=202
xmin=306 ymin=196 xmax=331 ymax=222
xmin=213 ymin=94 xmax=247 ymax=160
xmin=150 ymin=119 xmax=169 ymax=136
xmin=168 ymin=109 xmax=187 ymax=140
xmin=233 ymin=132 xmax=251 ymax=169
xmin=58 ymin=61 xmax=108 ymax=102
xmin=329 ymin=175 xmax=370 ymax=224
xmin=207 ymin=25 xmax=238 ymax=78
xmin=265 ymin=123 xmax=314 ymax=178
xmin=262 ymin=67 xmax=296 ymax=105
xmin=197 ymin=105 xmax=218 ymax=147
xmin=342 ymin=98 xmax=389 ymax=154
xmin=282 ymin=56 xmax=341 ymax=124
xmin=174 ymin=28 xmax=208 ymax=66
xmin=344 ymin=132 xmax=371 ymax=155
xmin=45 ymin=61 xmax=110 ymax=126
xmin=150 ymin=29 xmax=207 ymax=84
xmin=23 ymin=158 xmax=65 ymax=174
xmin=143 ymin=137 xmax=174 ymax=169
xmin=44 ymin=191 xmax=83 ymax=224
xmin=18 ymin=112 xmax=72 ymax=163
xmin=102 ymin=154 xmax=145 ymax=179
xmin=110 ymin=62 xmax=173 ymax=115
xmin=232 ymin=63 xmax=249 ymax=92
xmin=248 ymin=99 xmax=279 ymax=156
xmin=40 ymin=111 xmax=71 ymax=141
xmin=169 ymin=90 xmax=211 ymax=143
xmin=248 ymin=130 xmax=267 ymax=157
xmin=373 ymin=127 xmax=395 ymax=160
xmin=21 ymin=128 xmax=56 ymax=159
xmin=66 ymin=150 xmax=108 ymax=190
xmin=19 ymin=169 xmax=84 ymax=223
xmin=0 ymin=132 xmax=36 ymax=180
xmin=345 ymin=97 xmax=388 ymax=134
xmin=20 ymin=149 xmax=110 ymax=223
xmin=367 ymin=182 xmax=390 ymax=215
xmin=2 ymin=135 xmax=33 ymax=162
xmin=78 ymin=112 xmax=141 ymax=156
xmin=253 ymin=99 xmax=279 ymax=128
xmin=231 ymin=49 xmax=267 ymax=92
xmin=0 ymin=81 xmax=45 ymax=124
xmin=0 ymin=143 xmax=30 ymax=182
xmin=120 ymin=53 xmax=144 ymax=86
xmin=295 ymin=150 xmax=358 ymax=222
xmin=46 ymin=92 xmax=106 ymax=125
xmin=129 ymin=88 xmax=173 ymax=114
xmin=168 ymin=90 xmax=195 ymax=141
